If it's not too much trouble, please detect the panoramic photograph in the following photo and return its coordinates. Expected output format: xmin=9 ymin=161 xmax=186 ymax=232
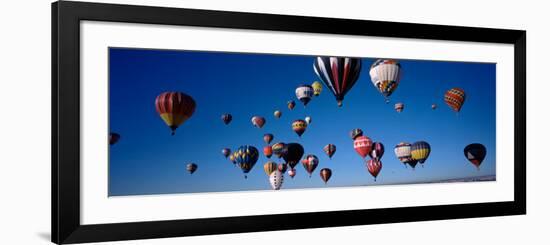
xmin=108 ymin=47 xmax=496 ymax=196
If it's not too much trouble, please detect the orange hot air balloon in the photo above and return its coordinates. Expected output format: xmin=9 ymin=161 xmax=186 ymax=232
xmin=353 ymin=136 xmax=373 ymax=159
xmin=155 ymin=92 xmax=196 ymax=135
xmin=263 ymin=145 xmax=273 ymax=158
xmin=444 ymin=88 xmax=466 ymax=112
xmin=320 ymin=168 xmax=332 ymax=184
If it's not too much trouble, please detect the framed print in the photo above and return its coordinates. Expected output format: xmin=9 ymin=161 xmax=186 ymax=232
xmin=52 ymin=1 xmax=526 ymax=244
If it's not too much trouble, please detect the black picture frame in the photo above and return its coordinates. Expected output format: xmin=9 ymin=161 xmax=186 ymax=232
xmin=52 ymin=1 xmax=526 ymax=244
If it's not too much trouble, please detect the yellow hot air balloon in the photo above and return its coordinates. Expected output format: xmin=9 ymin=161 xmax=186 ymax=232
xmin=312 ymin=81 xmax=323 ymax=96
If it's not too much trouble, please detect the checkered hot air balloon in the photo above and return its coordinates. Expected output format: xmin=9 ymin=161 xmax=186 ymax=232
xmin=444 ymin=88 xmax=466 ymax=112
xmin=313 ymin=57 xmax=362 ymax=107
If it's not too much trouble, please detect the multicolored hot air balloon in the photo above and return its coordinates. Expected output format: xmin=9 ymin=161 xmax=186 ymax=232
xmin=292 ymin=119 xmax=308 ymax=137
xmin=278 ymin=163 xmax=288 ymax=173
xmin=444 ymin=88 xmax=466 ymax=112
xmin=283 ymin=143 xmax=304 ymax=170
xmin=263 ymin=133 xmax=274 ymax=144
xmin=349 ymin=128 xmax=363 ymax=140
xmin=251 ymin=116 xmax=266 ymax=128
xmin=395 ymin=102 xmax=404 ymax=113
xmin=320 ymin=168 xmax=332 ymax=184
xmin=272 ymin=142 xmax=287 ymax=159
xmin=288 ymin=169 xmax=296 ymax=178
xmin=312 ymin=81 xmax=323 ymax=96
xmin=369 ymin=59 xmax=402 ymax=103
xmin=295 ymin=84 xmax=314 ymax=107
xmin=305 ymin=116 xmax=312 ymax=125
xmin=222 ymin=148 xmax=231 ymax=158
xmin=287 ymin=100 xmax=296 ymax=110
xmin=186 ymin=163 xmax=198 ymax=175
xmin=155 ymin=92 xmax=196 ymax=135
xmin=411 ymin=141 xmax=431 ymax=164
xmin=313 ymin=56 xmax=362 ymax=107
xmin=264 ymin=161 xmax=277 ymax=176
xmin=324 ymin=144 xmax=336 ymax=159
xmin=269 ymin=171 xmax=284 ymax=190
xmin=263 ymin=145 xmax=273 ymax=158
xmin=234 ymin=145 xmax=259 ymax=178
xmin=354 ymin=136 xmax=373 ymax=159
xmin=109 ymin=132 xmax=120 ymax=145
xmin=302 ymin=154 xmax=319 ymax=177
xmin=394 ymin=142 xmax=414 ymax=167
xmin=464 ymin=143 xmax=487 ymax=170
xmin=274 ymin=110 xmax=282 ymax=119
xmin=366 ymin=159 xmax=382 ymax=181
xmin=221 ymin=113 xmax=232 ymax=125
xmin=370 ymin=142 xmax=385 ymax=161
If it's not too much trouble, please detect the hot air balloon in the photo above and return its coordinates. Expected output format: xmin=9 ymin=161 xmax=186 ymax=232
xmin=295 ymin=84 xmax=314 ymax=107
xmin=312 ymin=81 xmax=323 ymax=96
xmin=221 ymin=113 xmax=232 ymax=125
xmin=444 ymin=88 xmax=466 ymax=112
xmin=395 ymin=102 xmax=404 ymax=113
xmin=354 ymin=136 xmax=373 ymax=159
xmin=320 ymin=168 xmax=332 ymax=184
xmin=313 ymin=56 xmax=362 ymax=107
xmin=305 ymin=116 xmax=312 ymax=125
xmin=431 ymin=104 xmax=437 ymax=110
xmin=272 ymin=142 xmax=287 ymax=159
xmin=234 ymin=145 xmax=259 ymax=178
xmin=155 ymin=92 xmax=196 ymax=135
xmin=264 ymin=161 xmax=278 ymax=176
xmin=109 ymin=132 xmax=120 ymax=145
xmin=274 ymin=110 xmax=282 ymax=119
xmin=464 ymin=143 xmax=487 ymax=170
xmin=278 ymin=163 xmax=288 ymax=173
xmin=288 ymin=169 xmax=296 ymax=178
xmin=302 ymin=154 xmax=319 ymax=177
xmin=349 ymin=128 xmax=363 ymax=140
xmin=287 ymin=100 xmax=296 ymax=110
xmin=292 ymin=119 xmax=308 ymax=137
xmin=186 ymin=163 xmax=197 ymax=175
xmin=370 ymin=142 xmax=385 ymax=161
xmin=263 ymin=145 xmax=273 ymax=158
xmin=263 ymin=133 xmax=274 ymax=144
xmin=222 ymin=148 xmax=231 ymax=158
xmin=324 ymin=144 xmax=336 ymax=159
xmin=269 ymin=171 xmax=284 ymax=190
xmin=251 ymin=116 xmax=266 ymax=128
xmin=394 ymin=142 xmax=414 ymax=167
xmin=411 ymin=141 xmax=431 ymax=164
xmin=369 ymin=59 xmax=402 ymax=103
xmin=366 ymin=159 xmax=382 ymax=181
xmin=283 ymin=143 xmax=304 ymax=170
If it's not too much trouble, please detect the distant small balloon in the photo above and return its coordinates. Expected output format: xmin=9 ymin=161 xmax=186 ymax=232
xmin=302 ymin=154 xmax=319 ymax=177
xmin=431 ymin=104 xmax=437 ymax=110
xmin=292 ymin=119 xmax=308 ymax=137
xmin=263 ymin=133 xmax=274 ymax=144
xmin=287 ymin=100 xmax=296 ymax=110
xmin=320 ymin=168 xmax=332 ymax=184
xmin=264 ymin=161 xmax=277 ymax=176
xmin=366 ymin=159 xmax=382 ymax=181
xmin=395 ymin=102 xmax=404 ymax=113
xmin=277 ymin=163 xmax=288 ymax=173
xmin=186 ymin=163 xmax=198 ymax=174
xmin=263 ymin=145 xmax=273 ymax=158
xmin=221 ymin=113 xmax=232 ymax=125
xmin=109 ymin=132 xmax=120 ymax=145
xmin=295 ymin=84 xmax=314 ymax=107
xmin=251 ymin=116 xmax=266 ymax=128
xmin=274 ymin=110 xmax=282 ymax=119
xmin=464 ymin=143 xmax=486 ymax=170
xmin=324 ymin=144 xmax=336 ymax=159
xmin=305 ymin=116 xmax=312 ymax=125
xmin=353 ymin=136 xmax=373 ymax=159
xmin=349 ymin=128 xmax=363 ymax=140
xmin=312 ymin=81 xmax=323 ymax=96
xmin=221 ymin=148 xmax=231 ymax=158
xmin=288 ymin=169 xmax=296 ymax=178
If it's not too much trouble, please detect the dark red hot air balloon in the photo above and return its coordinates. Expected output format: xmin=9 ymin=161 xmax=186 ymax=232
xmin=366 ymin=159 xmax=382 ymax=181
xmin=320 ymin=168 xmax=332 ymax=184
xmin=155 ymin=92 xmax=196 ymax=135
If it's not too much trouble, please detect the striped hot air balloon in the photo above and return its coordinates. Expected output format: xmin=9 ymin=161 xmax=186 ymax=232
xmin=313 ymin=57 xmax=362 ymax=107
xmin=155 ymin=92 xmax=196 ymax=135
xmin=369 ymin=59 xmax=402 ymax=102
xmin=295 ymin=84 xmax=314 ymax=106
xmin=251 ymin=116 xmax=266 ymax=128
xmin=464 ymin=143 xmax=487 ymax=170
xmin=292 ymin=119 xmax=308 ymax=137
xmin=395 ymin=102 xmax=404 ymax=113
xmin=272 ymin=142 xmax=287 ymax=159
xmin=235 ymin=145 xmax=259 ymax=178
xmin=324 ymin=144 xmax=336 ymax=159
xmin=349 ymin=128 xmax=363 ymax=140
xmin=312 ymin=81 xmax=323 ymax=96
xmin=370 ymin=142 xmax=385 ymax=161
xmin=444 ymin=88 xmax=466 ymax=112
xmin=411 ymin=141 xmax=431 ymax=164
xmin=302 ymin=154 xmax=319 ymax=177
xmin=366 ymin=159 xmax=382 ymax=181
xmin=353 ymin=136 xmax=373 ymax=159
xmin=264 ymin=161 xmax=278 ymax=176
xmin=394 ymin=142 xmax=414 ymax=167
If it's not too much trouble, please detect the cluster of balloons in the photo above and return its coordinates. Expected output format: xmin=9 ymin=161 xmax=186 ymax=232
xmin=394 ymin=141 xmax=431 ymax=169
xmin=350 ymin=128 xmax=384 ymax=181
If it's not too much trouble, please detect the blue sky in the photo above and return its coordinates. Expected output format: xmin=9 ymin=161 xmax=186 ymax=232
xmin=108 ymin=48 xmax=496 ymax=196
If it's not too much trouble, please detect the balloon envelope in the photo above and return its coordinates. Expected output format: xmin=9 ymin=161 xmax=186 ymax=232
xmin=251 ymin=116 xmax=266 ymax=128
xmin=320 ymin=168 xmax=332 ymax=184
xmin=369 ymin=59 xmax=402 ymax=101
xmin=292 ymin=119 xmax=308 ymax=137
xmin=221 ymin=113 xmax=232 ymax=125
xmin=411 ymin=141 xmax=431 ymax=164
xmin=186 ymin=163 xmax=198 ymax=174
xmin=464 ymin=143 xmax=486 ymax=169
xmin=295 ymin=84 xmax=314 ymax=106
xmin=349 ymin=128 xmax=363 ymax=140
xmin=269 ymin=171 xmax=284 ymax=190
xmin=313 ymin=57 xmax=362 ymax=107
xmin=324 ymin=144 xmax=336 ymax=159
xmin=283 ymin=143 xmax=304 ymax=169
xmin=155 ymin=92 xmax=196 ymax=135
xmin=109 ymin=132 xmax=120 ymax=145
xmin=444 ymin=88 xmax=466 ymax=112
xmin=353 ymin=136 xmax=373 ymax=159
xmin=312 ymin=81 xmax=323 ymax=96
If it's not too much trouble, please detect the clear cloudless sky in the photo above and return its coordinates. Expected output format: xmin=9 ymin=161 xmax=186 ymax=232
xmin=108 ymin=47 xmax=496 ymax=196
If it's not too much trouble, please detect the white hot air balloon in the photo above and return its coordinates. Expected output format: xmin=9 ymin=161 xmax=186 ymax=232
xmin=305 ymin=116 xmax=312 ymax=125
xmin=295 ymin=84 xmax=314 ymax=107
xmin=269 ymin=170 xmax=284 ymax=190
xmin=369 ymin=59 xmax=402 ymax=103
